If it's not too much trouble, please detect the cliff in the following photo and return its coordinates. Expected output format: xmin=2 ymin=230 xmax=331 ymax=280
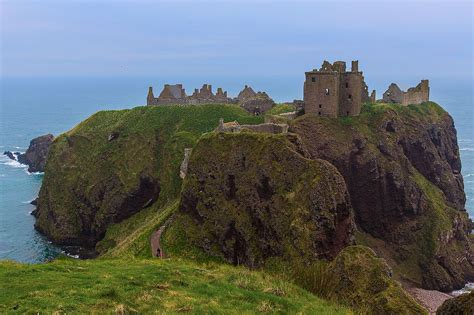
xmin=170 ymin=132 xmax=354 ymax=267
xmin=34 ymin=105 xmax=262 ymax=247
xmin=290 ymin=102 xmax=473 ymax=291
xmin=34 ymin=101 xmax=472 ymax=296
xmin=3 ymin=134 xmax=54 ymax=172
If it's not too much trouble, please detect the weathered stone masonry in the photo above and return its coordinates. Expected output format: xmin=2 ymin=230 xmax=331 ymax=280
xmin=382 ymin=80 xmax=429 ymax=105
xmin=303 ymin=60 xmax=374 ymax=118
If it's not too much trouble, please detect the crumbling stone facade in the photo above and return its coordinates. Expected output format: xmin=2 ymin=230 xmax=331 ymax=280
xmin=147 ymin=84 xmax=230 ymax=105
xmin=237 ymin=86 xmax=275 ymax=116
xmin=303 ymin=60 xmax=370 ymax=117
xmin=147 ymin=83 xmax=275 ymax=115
xmin=382 ymin=80 xmax=429 ymax=105
xmin=148 ymin=84 xmax=186 ymax=105
xmin=216 ymin=118 xmax=288 ymax=134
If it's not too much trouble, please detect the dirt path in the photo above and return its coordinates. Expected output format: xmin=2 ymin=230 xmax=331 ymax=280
xmin=150 ymin=224 xmax=167 ymax=258
xmin=407 ymin=287 xmax=453 ymax=314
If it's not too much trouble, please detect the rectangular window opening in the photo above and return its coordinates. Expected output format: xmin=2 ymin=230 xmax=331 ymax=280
xmin=348 ymin=94 xmax=352 ymax=100
xmin=319 ymin=104 xmax=322 ymax=108
xmin=346 ymin=82 xmax=349 ymax=88
xmin=311 ymin=77 xmax=316 ymax=82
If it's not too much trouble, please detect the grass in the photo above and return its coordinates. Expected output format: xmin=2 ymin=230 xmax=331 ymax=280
xmin=0 ymin=258 xmax=352 ymax=314
xmin=37 ymin=104 xmax=264 ymax=246
xmin=265 ymin=103 xmax=296 ymax=116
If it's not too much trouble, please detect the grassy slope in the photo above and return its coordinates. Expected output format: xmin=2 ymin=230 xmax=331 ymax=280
xmin=87 ymin=105 xmax=263 ymax=255
xmin=0 ymin=258 xmax=351 ymax=314
xmin=3 ymin=103 xmax=451 ymax=313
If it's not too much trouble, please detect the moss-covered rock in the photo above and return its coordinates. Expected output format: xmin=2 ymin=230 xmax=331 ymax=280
xmin=329 ymin=246 xmax=426 ymax=314
xmin=169 ymin=132 xmax=355 ymax=267
xmin=290 ymin=102 xmax=474 ymax=291
xmin=437 ymin=291 xmax=474 ymax=315
xmin=35 ymin=105 xmax=263 ymax=247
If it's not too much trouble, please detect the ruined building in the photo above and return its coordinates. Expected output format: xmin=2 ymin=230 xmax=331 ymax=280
xmin=215 ymin=118 xmax=288 ymax=134
xmin=303 ymin=60 xmax=374 ymax=117
xmin=382 ymin=80 xmax=429 ymax=105
xmin=237 ymin=85 xmax=275 ymax=116
xmin=147 ymin=84 xmax=187 ymax=105
xmin=147 ymin=83 xmax=275 ymax=115
xmin=147 ymin=84 xmax=230 ymax=106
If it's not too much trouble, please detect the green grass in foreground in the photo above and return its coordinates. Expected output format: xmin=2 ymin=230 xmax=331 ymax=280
xmin=0 ymin=258 xmax=351 ymax=314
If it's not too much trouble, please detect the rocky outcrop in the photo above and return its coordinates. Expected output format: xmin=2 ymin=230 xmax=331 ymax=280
xmin=34 ymin=104 xmax=265 ymax=249
xmin=329 ymin=246 xmax=426 ymax=314
xmin=289 ymin=102 xmax=473 ymax=291
xmin=437 ymin=291 xmax=474 ymax=315
xmin=3 ymin=134 xmax=54 ymax=172
xmin=173 ymin=132 xmax=355 ymax=267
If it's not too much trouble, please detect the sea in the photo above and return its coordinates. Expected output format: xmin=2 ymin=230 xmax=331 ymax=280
xmin=0 ymin=76 xmax=472 ymax=280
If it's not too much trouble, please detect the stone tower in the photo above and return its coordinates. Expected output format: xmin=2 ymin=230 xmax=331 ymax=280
xmin=147 ymin=87 xmax=158 ymax=105
xmin=303 ymin=60 xmax=368 ymax=117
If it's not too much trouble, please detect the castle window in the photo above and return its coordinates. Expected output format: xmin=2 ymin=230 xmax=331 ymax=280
xmin=319 ymin=104 xmax=322 ymax=108
xmin=346 ymin=82 xmax=349 ymax=88
xmin=311 ymin=77 xmax=316 ymax=82
xmin=348 ymin=94 xmax=352 ymax=100
xmin=347 ymin=111 xmax=349 ymax=116
xmin=325 ymin=89 xmax=330 ymax=95
xmin=318 ymin=112 xmax=321 ymax=116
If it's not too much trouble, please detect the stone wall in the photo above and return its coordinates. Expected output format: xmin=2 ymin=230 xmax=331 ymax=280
xmin=216 ymin=118 xmax=288 ymax=134
xmin=382 ymin=80 xmax=429 ymax=105
xmin=303 ymin=60 xmax=368 ymax=118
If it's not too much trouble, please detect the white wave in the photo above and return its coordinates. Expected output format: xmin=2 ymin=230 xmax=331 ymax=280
xmin=464 ymin=174 xmax=474 ymax=178
xmin=2 ymin=159 xmax=27 ymax=168
xmin=460 ymin=148 xmax=474 ymax=151
xmin=451 ymin=282 xmax=474 ymax=296
xmin=26 ymin=170 xmax=44 ymax=176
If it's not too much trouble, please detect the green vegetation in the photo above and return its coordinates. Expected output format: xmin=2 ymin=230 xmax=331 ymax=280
xmin=163 ymin=132 xmax=353 ymax=267
xmin=437 ymin=291 xmax=474 ymax=315
xmin=0 ymin=258 xmax=351 ymax=314
xmin=7 ymin=101 xmax=467 ymax=313
xmin=265 ymin=103 xmax=296 ymax=116
xmin=37 ymin=104 xmax=263 ymax=246
xmin=327 ymin=246 xmax=427 ymax=314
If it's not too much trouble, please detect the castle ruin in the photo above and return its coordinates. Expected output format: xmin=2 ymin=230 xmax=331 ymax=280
xmin=147 ymin=83 xmax=275 ymax=115
xmin=147 ymin=60 xmax=430 ymax=118
xmin=303 ymin=60 xmax=374 ymax=118
xmin=382 ymin=80 xmax=429 ymax=105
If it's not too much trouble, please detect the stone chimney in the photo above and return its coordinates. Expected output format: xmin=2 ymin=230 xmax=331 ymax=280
xmin=351 ymin=60 xmax=359 ymax=73
xmin=370 ymin=90 xmax=376 ymax=103
xmin=147 ymin=87 xmax=155 ymax=105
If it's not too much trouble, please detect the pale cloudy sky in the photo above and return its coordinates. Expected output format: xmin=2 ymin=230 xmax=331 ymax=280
xmin=1 ymin=0 xmax=472 ymax=80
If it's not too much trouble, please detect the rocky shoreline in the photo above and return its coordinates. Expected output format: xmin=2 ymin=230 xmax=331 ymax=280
xmin=3 ymin=134 xmax=54 ymax=173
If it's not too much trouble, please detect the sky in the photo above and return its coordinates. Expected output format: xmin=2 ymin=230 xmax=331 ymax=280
xmin=1 ymin=0 xmax=472 ymax=84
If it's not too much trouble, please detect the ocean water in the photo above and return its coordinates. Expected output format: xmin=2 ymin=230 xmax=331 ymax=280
xmin=0 ymin=76 xmax=472 ymax=264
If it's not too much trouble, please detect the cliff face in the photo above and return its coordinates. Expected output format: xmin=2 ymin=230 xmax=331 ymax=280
xmin=34 ymin=105 xmax=263 ymax=247
xmin=3 ymin=134 xmax=54 ymax=172
xmin=175 ymin=133 xmax=355 ymax=267
xmin=290 ymin=102 xmax=473 ymax=291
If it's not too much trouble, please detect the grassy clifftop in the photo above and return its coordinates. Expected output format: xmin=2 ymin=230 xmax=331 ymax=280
xmin=35 ymin=104 xmax=263 ymax=247
xmin=15 ymin=101 xmax=471 ymax=313
xmin=0 ymin=258 xmax=351 ymax=314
